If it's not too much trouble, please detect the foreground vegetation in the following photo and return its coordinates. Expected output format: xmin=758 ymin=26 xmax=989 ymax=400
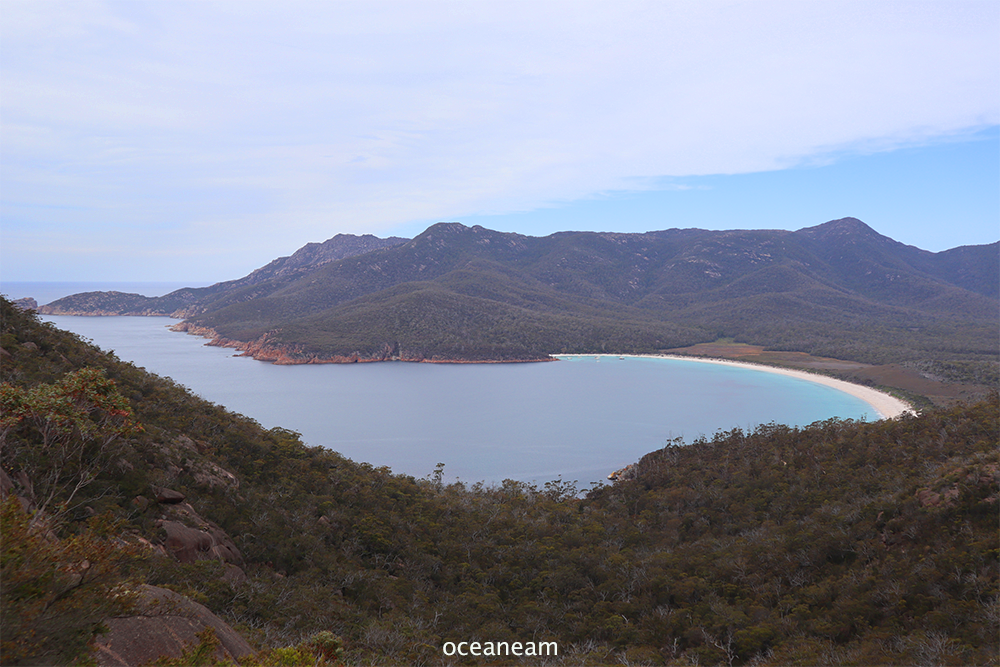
xmin=2 ymin=297 xmax=997 ymax=665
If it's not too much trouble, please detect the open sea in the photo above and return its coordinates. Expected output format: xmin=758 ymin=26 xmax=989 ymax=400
xmin=6 ymin=282 xmax=875 ymax=487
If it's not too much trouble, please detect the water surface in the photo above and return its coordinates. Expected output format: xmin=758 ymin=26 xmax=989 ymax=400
xmin=37 ymin=315 xmax=874 ymax=486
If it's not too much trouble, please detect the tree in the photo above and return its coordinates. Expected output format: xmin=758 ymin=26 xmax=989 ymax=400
xmin=0 ymin=497 xmax=140 ymax=666
xmin=1 ymin=367 xmax=142 ymax=527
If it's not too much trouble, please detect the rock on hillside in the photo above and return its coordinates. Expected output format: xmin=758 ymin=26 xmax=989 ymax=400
xmin=93 ymin=585 xmax=254 ymax=667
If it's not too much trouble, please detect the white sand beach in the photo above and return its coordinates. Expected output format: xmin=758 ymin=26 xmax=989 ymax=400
xmin=559 ymin=354 xmax=915 ymax=420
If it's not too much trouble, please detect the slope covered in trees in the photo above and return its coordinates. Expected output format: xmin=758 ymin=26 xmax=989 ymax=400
xmin=39 ymin=218 xmax=999 ymax=370
xmin=37 ymin=233 xmax=408 ymax=317
xmin=2 ymin=298 xmax=997 ymax=665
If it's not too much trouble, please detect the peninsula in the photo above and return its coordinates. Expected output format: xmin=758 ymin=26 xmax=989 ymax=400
xmin=37 ymin=216 xmax=999 ymax=405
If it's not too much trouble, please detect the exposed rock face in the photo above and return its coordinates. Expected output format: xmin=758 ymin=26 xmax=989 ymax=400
xmin=131 ymin=436 xmax=248 ymax=584
xmin=156 ymin=501 xmax=244 ymax=568
xmin=93 ymin=585 xmax=254 ymax=667
xmin=153 ymin=486 xmax=186 ymax=504
xmin=11 ymin=297 xmax=37 ymax=311
xmin=916 ymin=487 xmax=960 ymax=508
xmin=916 ymin=463 xmax=1000 ymax=508
xmin=152 ymin=435 xmax=239 ymax=492
xmin=607 ymin=463 xmax=638 ymax=482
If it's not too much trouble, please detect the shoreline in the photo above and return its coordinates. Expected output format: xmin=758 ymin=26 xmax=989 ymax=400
xmin=33 ymin=314 xmax=916 ymax=419
xmin=557 ymin=353 xmax=915 ymax=421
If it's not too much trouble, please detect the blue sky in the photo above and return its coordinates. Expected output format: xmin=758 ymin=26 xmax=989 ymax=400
xmin=1 ymin=1 xmax=997 ymax=283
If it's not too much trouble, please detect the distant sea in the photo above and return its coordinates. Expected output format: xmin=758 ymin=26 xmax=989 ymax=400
xmin=16 ymin=281 xmax=877 ymax=487
xmin=1 ymin=281 xmax=212 ymax=307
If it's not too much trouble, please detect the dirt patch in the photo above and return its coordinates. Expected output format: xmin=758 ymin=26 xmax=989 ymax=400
xmin=834 ymin=364 xmax=992 ymax=408
xmin=667 ymin=342 xmax=767 ymax=358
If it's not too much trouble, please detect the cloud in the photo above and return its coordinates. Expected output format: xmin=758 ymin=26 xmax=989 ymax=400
xmin=1 ymin=0 xmax=997 ymax=278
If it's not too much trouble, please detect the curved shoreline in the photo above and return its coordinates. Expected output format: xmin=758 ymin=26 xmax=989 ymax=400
xmin=557 ymin=353 xmax=915 ymax=421
xmin=37 ymin=314 xmax=916 ymax=419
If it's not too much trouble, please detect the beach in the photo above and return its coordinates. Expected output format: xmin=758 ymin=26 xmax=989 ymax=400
xmin=560 ymin=354 xmax=915 ymax=420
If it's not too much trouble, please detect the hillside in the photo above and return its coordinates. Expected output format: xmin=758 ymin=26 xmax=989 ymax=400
xmin=39 ymin=218 xmax=999 ymax=370
xmin=2 ymin=298 xmax=998 ymax=665
xmin=37 ymin=233 xmax=408 ymax=317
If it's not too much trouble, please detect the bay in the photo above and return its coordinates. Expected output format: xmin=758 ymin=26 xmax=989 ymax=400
xmin=40 ymin=313 xmax=876 ymax=487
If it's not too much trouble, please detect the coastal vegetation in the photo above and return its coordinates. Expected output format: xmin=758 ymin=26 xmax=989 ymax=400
xmin=2 ymin=297 xmax=997 ymax=665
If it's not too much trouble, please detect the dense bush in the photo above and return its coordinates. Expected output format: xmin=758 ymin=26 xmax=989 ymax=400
xmin=1 ymin=298 xmax=996 ymax=665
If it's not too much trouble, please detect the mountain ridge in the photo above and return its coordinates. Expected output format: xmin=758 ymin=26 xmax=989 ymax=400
xmin=35 ymin=233 xmax=409 ymax=317
xmin=37 ymin=218 xmax=999 ymax=367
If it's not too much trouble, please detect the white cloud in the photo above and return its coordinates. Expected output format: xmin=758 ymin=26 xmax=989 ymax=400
xmin=1 ymin=0 xmax=997 ymax=278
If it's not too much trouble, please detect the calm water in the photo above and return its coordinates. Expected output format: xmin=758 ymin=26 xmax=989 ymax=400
xmin=38 ymin=313 xmax=875 ymax=487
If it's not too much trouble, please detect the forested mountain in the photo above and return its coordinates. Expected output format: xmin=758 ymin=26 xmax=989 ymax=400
xmin=2 ymin=298 xmax=997 ymax=665
xmin=39 ymin=218 xmax=998 ymax=366
xmin=37 ymin=233 xmax=408 ymax=316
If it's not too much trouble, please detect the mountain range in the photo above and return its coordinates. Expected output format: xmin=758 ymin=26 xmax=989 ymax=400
xmin=38 ymin=218 xmax=999 ymax=365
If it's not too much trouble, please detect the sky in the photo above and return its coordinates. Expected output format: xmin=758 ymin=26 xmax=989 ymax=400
xmin=1 ymin=0 xmax=998 ymax=284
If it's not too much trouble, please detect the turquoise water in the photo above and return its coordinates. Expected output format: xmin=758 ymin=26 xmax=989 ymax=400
xmin=38 ymin=314 xmax=875 ymax=487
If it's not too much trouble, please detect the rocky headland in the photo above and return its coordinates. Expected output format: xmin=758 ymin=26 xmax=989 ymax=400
xmin=37 ymin=290 xmax=182 ymax=317
xmin=169 ymin=321 xmax=552 ymax=365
